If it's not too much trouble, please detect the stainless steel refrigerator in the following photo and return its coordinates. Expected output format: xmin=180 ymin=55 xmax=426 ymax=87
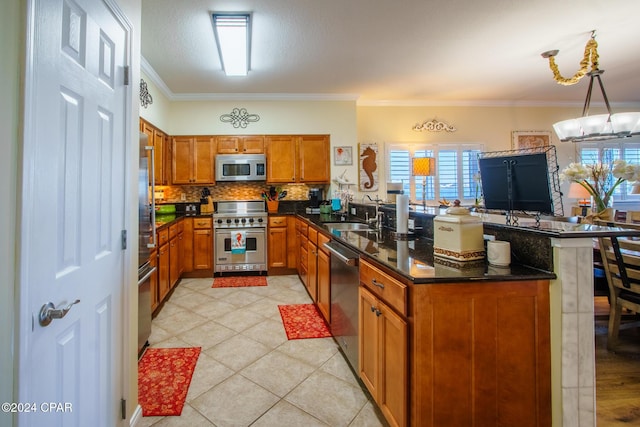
xmin=138 ymin=132 xmax=156 ymax=357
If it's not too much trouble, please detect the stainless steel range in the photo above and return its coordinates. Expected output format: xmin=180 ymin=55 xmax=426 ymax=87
xmin=213 ymin=200 xmax=267 ymax=274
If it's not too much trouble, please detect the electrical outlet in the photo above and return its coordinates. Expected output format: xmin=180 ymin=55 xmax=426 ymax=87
xmin=351 ymin=207 xmax=356 ymax=215
xmin=180 ymin=193 xmax=186 ymax=201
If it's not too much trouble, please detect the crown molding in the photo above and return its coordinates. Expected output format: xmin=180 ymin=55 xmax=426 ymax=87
xmin=140 ymin=56 xmax=640 ymax=108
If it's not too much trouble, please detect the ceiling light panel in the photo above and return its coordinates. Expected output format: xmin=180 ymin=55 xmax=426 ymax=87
xmin=211 ymin=13 xmax=251 ymax=76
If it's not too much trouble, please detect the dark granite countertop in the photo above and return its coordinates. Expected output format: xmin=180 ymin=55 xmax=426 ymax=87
xmin=155 ymin=213 xmax=213 ymax=229
xmin=297 ymin=214 xmax=557 ymax=284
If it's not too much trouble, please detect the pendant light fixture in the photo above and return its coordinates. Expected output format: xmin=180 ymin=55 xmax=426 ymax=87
xmin=541 ymin=31 xmax=640 ymax=142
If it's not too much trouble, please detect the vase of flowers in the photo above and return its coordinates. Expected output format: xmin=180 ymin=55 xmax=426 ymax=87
xmin=560 ymin=160 xmax=640 ymax=220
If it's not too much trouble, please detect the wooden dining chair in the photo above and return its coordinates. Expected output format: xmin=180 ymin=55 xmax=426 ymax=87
xmin=597 ymin=223 xmax=640 ymax=350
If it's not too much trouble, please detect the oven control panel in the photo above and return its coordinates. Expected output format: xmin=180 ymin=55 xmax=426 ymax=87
xmin=214 ymin=216 xmax=266 ymax=228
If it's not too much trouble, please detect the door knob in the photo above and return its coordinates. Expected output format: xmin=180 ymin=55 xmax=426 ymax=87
xmin=39 ymin=299 xmax=80 ymax=327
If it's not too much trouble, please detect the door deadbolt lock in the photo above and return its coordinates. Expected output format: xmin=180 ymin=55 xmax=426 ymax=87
xmin=39 ymin=299 xmax=80 ymax=327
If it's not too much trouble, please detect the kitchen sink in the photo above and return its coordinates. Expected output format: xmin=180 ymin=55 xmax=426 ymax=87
xmin=323 ymin=222 xmax=372 ymax=231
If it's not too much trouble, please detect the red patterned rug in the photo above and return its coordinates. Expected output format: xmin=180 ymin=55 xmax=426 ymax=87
xmin=278 ymin=304 xmax=332 ymax=340
xmin=212 ymin=276 xmax=268 ymax=288
xmin=138 ymin=347 xmax=201 ymax=416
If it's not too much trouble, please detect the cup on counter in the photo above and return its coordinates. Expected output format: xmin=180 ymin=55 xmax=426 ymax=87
xmin=487 ymin=240 xmax=511 ymax=266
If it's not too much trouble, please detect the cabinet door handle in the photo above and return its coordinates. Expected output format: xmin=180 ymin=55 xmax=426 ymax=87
xmin=372 ymin=278 xmax=385 ymax=289
xmin=375 ymin=309 xmax=382 ymax=317
xmin=370 ymin=305 xmax=376 ymax=312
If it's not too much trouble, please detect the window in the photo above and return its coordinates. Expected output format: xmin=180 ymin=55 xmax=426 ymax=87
xmin=387 ymin=143 xmax=483 ymax=204
xmin=577 ymin=139 xmax=640 ymax=200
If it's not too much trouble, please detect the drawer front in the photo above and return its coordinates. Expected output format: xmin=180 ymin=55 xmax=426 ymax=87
xmin=158 ymin=228 xmax=169 ymax=246
xmin=193 ymin=217 xmax=212 ymax=229
xmin=300 ymin=222 xmax=308 ymax=237
xmin=360 ymin=259 xmax=407 ymax=316
xmin=308 ymin=227 xmax=318 ymax=245
xmin=169 ymin=223 xmax=179 ymax=239
xmin=177 ymin=218 xmax=184 ymax=233
xmin=268 ymin=216 xmax=287 ymax=227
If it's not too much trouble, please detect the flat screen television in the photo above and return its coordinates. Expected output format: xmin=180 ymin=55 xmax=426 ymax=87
xmin=479 ymin=152 xmax=554 ymax=214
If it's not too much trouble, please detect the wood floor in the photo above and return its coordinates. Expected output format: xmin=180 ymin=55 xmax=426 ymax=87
xmin=595 ymin=296 xmax=640 ymax=425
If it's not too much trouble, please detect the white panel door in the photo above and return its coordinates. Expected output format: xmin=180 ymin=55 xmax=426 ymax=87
xmin=19 ymin=0 xmax=130 ymax=426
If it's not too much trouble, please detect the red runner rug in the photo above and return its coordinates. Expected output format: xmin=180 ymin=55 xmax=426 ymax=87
xmin=278 ymin=304 xmax=332 ymax=340
xmin=212 ymin=276 xmax=268 ymax=288
xmin=138 ymin=347 xmax=201 ymax=416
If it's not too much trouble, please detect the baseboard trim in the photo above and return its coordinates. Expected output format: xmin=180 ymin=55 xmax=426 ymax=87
xmin=130 ymin=404 xmax=143 ymax=426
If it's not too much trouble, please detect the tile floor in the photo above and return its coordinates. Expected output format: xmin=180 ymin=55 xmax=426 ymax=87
xmin=137 ymin=275 xmax=388 ymax=427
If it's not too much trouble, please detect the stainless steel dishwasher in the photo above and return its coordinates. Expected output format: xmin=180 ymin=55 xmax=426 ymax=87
xmin=323 ymin=240 xmax=360 ymax=372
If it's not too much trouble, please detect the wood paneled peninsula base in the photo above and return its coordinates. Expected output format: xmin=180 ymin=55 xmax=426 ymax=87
xmin=359 ymin=256 xmax=551 ymax=427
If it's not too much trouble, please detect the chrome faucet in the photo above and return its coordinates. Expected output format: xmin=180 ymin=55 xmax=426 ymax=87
xmin=365 ymin=195 xmax=384 ymax=230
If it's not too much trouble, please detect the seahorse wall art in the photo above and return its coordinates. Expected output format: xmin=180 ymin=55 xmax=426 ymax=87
xmin=359 ymin=143 xmax=379 ymax=192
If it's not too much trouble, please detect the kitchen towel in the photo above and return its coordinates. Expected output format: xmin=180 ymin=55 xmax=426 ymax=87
xmin=396 ymin=194 xmax=409 ymax=234
xmin=231 ymin=230 xmax=246 ymax=254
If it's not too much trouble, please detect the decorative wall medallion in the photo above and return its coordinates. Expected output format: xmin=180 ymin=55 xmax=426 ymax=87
xmin=140 ymin=79 xmax=153 ymax=108
xmin=220 ymin=108 xmax=260 ymax=128
xmin=358 ymin=143 xmax=379 ymax=192
xmin=413 ymin=118 xmax=456 ymax=132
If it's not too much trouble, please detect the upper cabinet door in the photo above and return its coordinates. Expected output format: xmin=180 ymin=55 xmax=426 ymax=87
xmin=266 ymin=135 xmax=297 ymax=183
xmin=172 ymin=137 xmax=194 ymax=184
xmin=217 ymin=135 xmax=264 ymax=154
xmin=193 ymin=137 xmax=215 ymax=183
xmin=299 ymin=135 xmax=330 ymax=183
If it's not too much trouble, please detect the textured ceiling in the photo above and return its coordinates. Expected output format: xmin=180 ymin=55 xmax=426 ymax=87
xmin=141 ymin=0 xmax=640 ymax=106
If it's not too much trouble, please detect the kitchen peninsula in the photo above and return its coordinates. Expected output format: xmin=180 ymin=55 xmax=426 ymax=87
xmin=289 ymin=205 xmax=640 ymax=427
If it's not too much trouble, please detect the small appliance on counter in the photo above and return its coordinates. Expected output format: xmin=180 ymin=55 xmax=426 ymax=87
xmin=433 ymin=200 xmax=485 ymax=261
xmin=306 ymin=188 xmax=324 ymax=214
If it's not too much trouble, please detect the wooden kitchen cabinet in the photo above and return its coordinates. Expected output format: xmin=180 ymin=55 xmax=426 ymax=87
xmin=268 ymin=216 xmax=288 ymax=268
xmin=410 ymin=279 xmax=551 ymax=427
xmin=169 ymin=221 xmax=180 ymax=289
xmin=141 ymin=119 xmax=169 ymax=185
xmin=217 ymin=135 xmax=264 ymax=154
xmin=172 ymin=136 xmax=215 ymax=184
xmin=298 ymin=220 xmax=309 ymax=288
xmin=265 ymin=135 xmax=330 ymax=184
xmin=157 ymin=229 xmax=170 ymax=304
xmin=192 ymin=217 xmax=213 ymax=271
xmin=265 ymin=136 xmax=297 ymax=183
xmin=182 ymin=217 xmax=194 ymax=273
xmin=149 ymin=249 xmax=159 ymax=312
xmin=359 ymin=260 xmax=408 ymax=427
xmin=316 ymin=233 xmax=331 ymax=323
xmin=298 ymin=135 xmax=330 ymax=183
xmin=306 ymin=227 xmax=319 ymax=302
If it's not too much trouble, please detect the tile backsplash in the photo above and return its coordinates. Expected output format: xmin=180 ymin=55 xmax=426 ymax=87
xmin=155 ymin=182 xmax=319 ymax=203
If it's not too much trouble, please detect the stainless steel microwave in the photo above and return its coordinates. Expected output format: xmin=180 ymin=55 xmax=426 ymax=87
xmin=215 ymin=153 xmax=267 ymax=181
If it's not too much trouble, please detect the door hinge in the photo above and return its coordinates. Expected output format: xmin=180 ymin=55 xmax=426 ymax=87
xmin=123 ymin=66 xmax=130 ymax=86
xmin=120 ymin=398 xmax=126 ymax=419
xmin=121 ymin=230 xmax=127 ymax=250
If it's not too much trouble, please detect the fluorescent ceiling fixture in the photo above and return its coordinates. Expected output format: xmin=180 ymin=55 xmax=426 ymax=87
xmin=211 ymin=13 xmax=251 ymax=76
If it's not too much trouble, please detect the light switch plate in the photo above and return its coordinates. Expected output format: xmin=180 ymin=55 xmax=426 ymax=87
xmin=408 ymin=219 xmax=415 ymax=230
xmin=351 ymin=207 xmax=356 ymax=215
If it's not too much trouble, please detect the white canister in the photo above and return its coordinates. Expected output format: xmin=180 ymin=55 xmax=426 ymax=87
xmin=487 ymin=240 xmax=511 ymax=266
xmin=433 ymin=203 xmax=485 ymax=261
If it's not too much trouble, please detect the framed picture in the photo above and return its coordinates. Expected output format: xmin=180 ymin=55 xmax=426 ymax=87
xmin=358 ymin=143 xmax=379 ymax=191
xmin=334 ymin=146 xmax=353 ymax=165
xmin=511 ymin=131 xmax=552 ymax=150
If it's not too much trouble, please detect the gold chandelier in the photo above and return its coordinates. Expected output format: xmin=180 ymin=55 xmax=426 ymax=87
xmin=541 ymin=31 xmax=640 ymax=142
